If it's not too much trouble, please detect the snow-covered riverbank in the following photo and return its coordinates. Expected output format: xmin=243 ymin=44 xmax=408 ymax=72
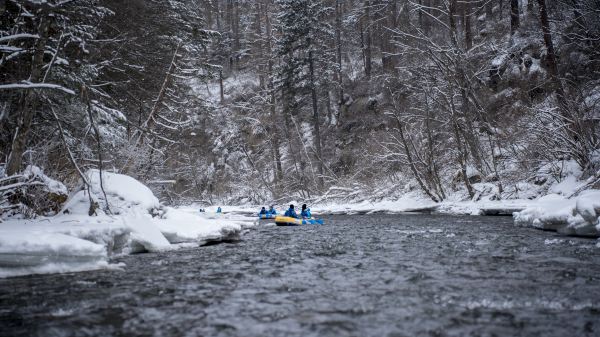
xmin=0 ymin=171 xmax=256 ymax=278
xmin=0 ymin=207 xmax=256 ymax=278
xmin=2 ymin=167 xmax=598 ymax=279
xmin=214 ymin=188 xmax=600 ymax=241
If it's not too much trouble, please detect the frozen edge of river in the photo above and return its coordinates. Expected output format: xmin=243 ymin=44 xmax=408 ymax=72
xmin=208 ymin=190 xmax=600 ymax=240
xmin=2 ymin=193 xmax=599 ymax=278
xmin=0 ymin=206 xmax=257 ymax=279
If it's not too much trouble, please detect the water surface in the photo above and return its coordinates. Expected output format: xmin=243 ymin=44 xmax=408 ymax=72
xmin=1 ymin=214 xmax=599 ymax=336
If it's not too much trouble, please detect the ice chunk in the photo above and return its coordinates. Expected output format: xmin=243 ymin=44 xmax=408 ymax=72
xmin=122 ymin=212 xmax=172 ymax=253
xmin=514 ymin=190 xmax=600 ymax=237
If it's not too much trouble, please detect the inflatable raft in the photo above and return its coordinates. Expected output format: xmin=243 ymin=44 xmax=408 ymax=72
xmin=274 ymin=216 xmax=324 ymax=226
xmin=258 ymin=213 xmax=276 ymax=220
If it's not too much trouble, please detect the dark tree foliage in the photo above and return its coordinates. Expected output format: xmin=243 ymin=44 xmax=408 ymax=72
xmin=1 ymin=0 xmax=598 ymax=206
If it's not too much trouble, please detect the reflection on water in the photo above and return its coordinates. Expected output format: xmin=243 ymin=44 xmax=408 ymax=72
xmin=1 ymin=214 xmax=599 ymax=337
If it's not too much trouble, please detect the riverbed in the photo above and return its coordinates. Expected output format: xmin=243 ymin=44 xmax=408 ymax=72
xmin=1 ymin=214 xmax=599 ymax=336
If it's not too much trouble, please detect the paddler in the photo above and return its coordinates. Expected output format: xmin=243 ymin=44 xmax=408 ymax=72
xmin=300 ymin=204 xmax=312 ymax=219
xmin=284 ymin=204 xmax=298 ymax=218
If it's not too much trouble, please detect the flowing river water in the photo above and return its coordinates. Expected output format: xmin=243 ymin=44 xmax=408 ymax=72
xmin=1 ymin=214 xmax=600 ymax=337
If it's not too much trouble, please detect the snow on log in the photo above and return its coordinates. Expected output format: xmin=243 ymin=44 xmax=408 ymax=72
xmin=0 ymin=34 xmax=39 ymax=43
xmin=0 ymin=82 xmax=75 ymax=95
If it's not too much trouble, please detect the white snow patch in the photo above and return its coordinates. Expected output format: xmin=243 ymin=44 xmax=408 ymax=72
xmin=63 ymin=169 xmax=160 ymax=215
xmin=0 ymin=173 xmax=256 ymax=278
xmin=514 ymin=190 xmax=600 ymax=237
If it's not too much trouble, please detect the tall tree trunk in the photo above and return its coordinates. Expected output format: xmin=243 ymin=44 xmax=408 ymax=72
xmin=282 ymin=53 xmax=302 ymax=184
xmin=265 ymin=3 xmax=283 ymax=182
xmin=335 ymin=0 xmax=345 ymax=122
xmin=219 ymin=69 xmax=225 ymax=103
xmin=536 ymin=0 xmax=558 ymax=81
xmin=254 ymin=3 xmax=265 ymax=88
xmin=510 ymin=0 xmax=520 ymax=35
xmin=464 ymin=1 xmax=473 ymax=50
xmin=6 ymin=14 xmax=50 ymax=175
xmin=382 ymin=0 xmax=398 ymax=71
xmin=205 ymin=0 xmax=213 ymax=28
xmin=452 ymin=118 xmax=475 ymax=199
xmin=309 ymin=49 xmax=324 ymax=190
xmin=363 ymin=0 xmax=372 ymax=79
xmin=233 ymin=1 xmax=241 ymax=70
xmin=215 ymin=0 xmax=221 ymax=30
xmin=418 ymin=0 xmax=424 ymax=32
xmin=425 ymin=101 xmax=446 ymax=200
xmin=486 ymin=0 xmax=494 ymax=22
xmin=449 ymin=0 xmax=459 ymax=45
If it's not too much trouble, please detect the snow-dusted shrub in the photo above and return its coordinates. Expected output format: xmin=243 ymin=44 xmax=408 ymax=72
xmin=0 ymin=166 xmax=68 ymax=219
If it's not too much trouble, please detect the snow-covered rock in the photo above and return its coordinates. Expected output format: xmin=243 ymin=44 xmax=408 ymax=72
xmin=63 ymin=169 xmax=160 ymax=215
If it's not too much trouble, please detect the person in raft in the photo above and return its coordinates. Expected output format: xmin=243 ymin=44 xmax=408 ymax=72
xmin=259 ymin=207 xmax=267 ymax=216
xmin=284 ymin=204 xmax=298 ymax=218
xmin=268 ymin=205 xmax=277 ymax=215
xmin=217 ymin=206 xmax=222 ymax=213
xmin=300 ymin=204 xmax=312 ymax=219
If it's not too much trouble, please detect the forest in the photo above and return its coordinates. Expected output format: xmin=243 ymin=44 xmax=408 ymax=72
xmin=1 ymin=0 xmax=599 ymax=214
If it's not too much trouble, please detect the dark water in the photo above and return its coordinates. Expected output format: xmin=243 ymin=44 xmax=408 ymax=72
xmin=1 ymin=214 xmax=600 ymax=337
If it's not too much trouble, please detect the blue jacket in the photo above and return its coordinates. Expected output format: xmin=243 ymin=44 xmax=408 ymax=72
xmin=259 ymin=209 xmax=267 ymax=215
xmin=268 ymin=208 xmax=277 ymax=215
xmin=284 ymin=208 xmax=298 ymax=218
xmin=301 ymin=209 xmax=311 ymax=218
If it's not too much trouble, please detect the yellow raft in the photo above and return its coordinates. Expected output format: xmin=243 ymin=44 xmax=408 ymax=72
xmin=274 ymin=216 xmax=324 ymax=226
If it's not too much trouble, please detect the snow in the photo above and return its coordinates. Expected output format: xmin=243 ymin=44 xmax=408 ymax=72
xmin=514 ymin=190 xmax=600 ymax=237
xmin=3 ymin=160 xmax=598 ymax=278
xmin=122 ymin=211 xmax=172 ymax=253
xmin=437 ymin=199 xmax=535 ymax=216
xmin=549 ymin=175 xmax=583 ymax=196
xmin=0 ymin=231 xmax=105 ymax=258
xmin=0 ymin=81 xmax=76 ymax=95
xmin=63 ymin=169 xmax=160 ymax=215
xmin=152 ymin=206 xmax=253 ymax=244
xmin=0 ymin=171 xmax=256 ymax=278
xmin=0 ymin=225 xmax=112 ymax=278
xmin=213 ymin=195 xmax=533 ymax=218
xmin=312 ymin=195 xmax=438 ymax=215
xmin=24 ymin=165 xmax=68 ymax=195
xmin=0 ymin=33 xmax=39 ymax=43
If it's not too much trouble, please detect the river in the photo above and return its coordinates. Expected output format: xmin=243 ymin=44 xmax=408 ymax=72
xmin=1 ymin=214 xmax=599 ymax=337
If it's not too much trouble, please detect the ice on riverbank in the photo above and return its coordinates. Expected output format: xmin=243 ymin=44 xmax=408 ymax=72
xmin=0 ymin=171 xmax=256 ymax=278
xmin=209 ymin=196 xmax=533 ymax=217
xmin=153 ymin=206 xmax=254 ymax=244
xmin=514 ymin=190 xmax=600 ymax=237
